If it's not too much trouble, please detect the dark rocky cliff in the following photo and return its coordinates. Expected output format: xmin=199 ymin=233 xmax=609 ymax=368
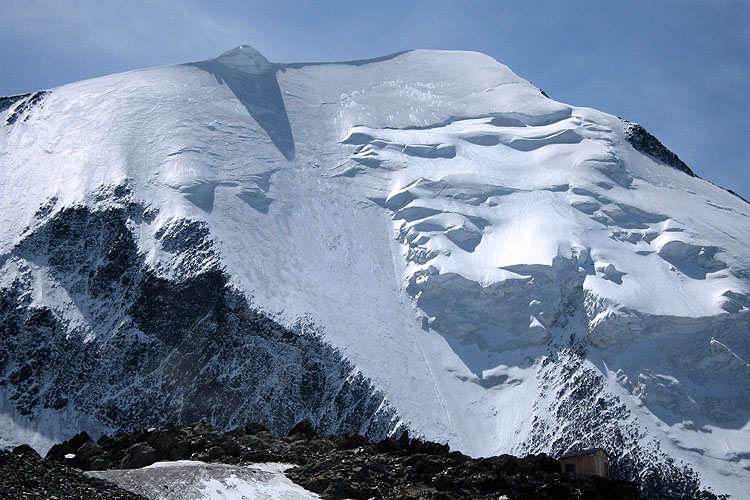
xmin=0 ymin=184 xmax=400 ymax=441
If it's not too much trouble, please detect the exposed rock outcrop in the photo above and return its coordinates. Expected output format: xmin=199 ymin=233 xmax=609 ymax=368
xmin=0 ymin=187 xmax=401 ymax=443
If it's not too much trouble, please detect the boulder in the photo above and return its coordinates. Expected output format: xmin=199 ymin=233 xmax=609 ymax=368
xmin=75 ymin=441 xmax=105 ymax=468
xmin=147 ymin=429 xmax=179 ymax=458
xmin=119 ymin=443 xmax=157 ymax=469
xmin=287 ymin=420 xmax=317 ymax=439
xmin=12 ymin=444 xmax=40 ymax=460
xmin=89 ymin=457 xmax=113 ymax=471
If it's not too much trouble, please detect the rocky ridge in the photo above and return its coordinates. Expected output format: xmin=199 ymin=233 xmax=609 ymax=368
xmin=36 ymin=421 xmax=642 ymax=500
xmin=622 ymin=120 xmax=695 ymax=177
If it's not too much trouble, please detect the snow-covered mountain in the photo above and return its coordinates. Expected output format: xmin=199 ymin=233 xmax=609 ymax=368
xmin=1 ymin=46 xmax=748 ymax=498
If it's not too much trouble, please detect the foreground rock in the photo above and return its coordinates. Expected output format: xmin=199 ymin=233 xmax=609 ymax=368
xmin=0 ymin=447 xmax=147 ymax=500
xmin=42 ymin=421 xmax=640 ymax=499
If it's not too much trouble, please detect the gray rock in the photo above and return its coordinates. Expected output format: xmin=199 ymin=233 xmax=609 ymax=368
xmin=167 ymin=441 xmax=191 ymax=461
xmin=89 ymin=458 xmax=113 ymax=471
xmin=120 ymin=443 xmax=157 ymax=469
xmin=147 ymin=429 xmax=179 ymax=457
xmin=207 ymin=446 xmax=226 ymax=459
xmin=76 ymin=441 xmax=105 ymax=463
xmin=12 ymin=444 xmax=40 ymax=460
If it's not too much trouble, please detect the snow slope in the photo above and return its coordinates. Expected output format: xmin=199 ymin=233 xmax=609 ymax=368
xmin=1 ymin=46 xmax=748 ymax=498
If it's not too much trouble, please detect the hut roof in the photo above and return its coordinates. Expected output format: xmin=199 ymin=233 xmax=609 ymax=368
xmin=559 ymin=448 xmax=609 ymax=459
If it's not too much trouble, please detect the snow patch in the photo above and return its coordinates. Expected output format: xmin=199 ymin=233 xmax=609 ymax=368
xmin=87 ymin=461 xmax=320 ymax=500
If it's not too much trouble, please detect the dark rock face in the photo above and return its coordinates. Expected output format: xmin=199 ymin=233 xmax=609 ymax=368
xmin=46 ymin=422 xmax=640 ymax=500
xmin=0 ymin=184 xmax=401 ymax=442
xmin=622 ymin=120 xmax=696 ymax=177
xmin=523 ymin=350 xmax=726 ymax=500
xmin=3 ymin=90 xmax=48 ymax=125
xmin=0 ymin=448 xmax=147 ymax=500
xmin=0 ymin=93 xmax=30 ymax=113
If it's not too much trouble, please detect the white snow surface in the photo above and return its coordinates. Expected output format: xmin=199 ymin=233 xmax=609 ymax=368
xmin=1 ymin=46 xmax=749 ymax=497
xmin=86 ymin=461 xmax=319 ymax=500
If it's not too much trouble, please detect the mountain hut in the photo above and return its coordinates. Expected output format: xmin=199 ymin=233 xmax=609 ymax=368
xmin=558 ymin=448 xmax=609 ymax=478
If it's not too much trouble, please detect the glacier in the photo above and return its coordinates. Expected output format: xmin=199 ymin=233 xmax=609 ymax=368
xmin=1 ymin=45 xmax=749 ymax=498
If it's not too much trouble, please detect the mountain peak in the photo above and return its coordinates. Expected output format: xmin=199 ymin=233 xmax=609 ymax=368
xmin=214 ymin=44 xmax=272 ymax=73
xmin=1 ymin=46 xmax=748 ymax=499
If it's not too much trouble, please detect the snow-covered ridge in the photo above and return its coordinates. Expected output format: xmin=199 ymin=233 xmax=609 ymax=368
xmin=1 ymin=46 xmax=748 ymax=498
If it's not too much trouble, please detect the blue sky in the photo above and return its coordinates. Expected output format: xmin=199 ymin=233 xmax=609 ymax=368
xmin=1 ymin=0 xmax=747 ymax=199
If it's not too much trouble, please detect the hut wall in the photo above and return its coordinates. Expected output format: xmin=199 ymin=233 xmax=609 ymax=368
xmin=559 ymin=451 xmax=609 ymax=478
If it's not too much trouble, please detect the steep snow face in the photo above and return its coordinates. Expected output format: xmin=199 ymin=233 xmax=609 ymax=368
xmin=1 ymin=46 xmax=749 ymax=497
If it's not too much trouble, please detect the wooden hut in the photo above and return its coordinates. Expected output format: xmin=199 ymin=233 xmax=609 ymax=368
xmin=558 ymin=448 xmax=609 ymax=478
